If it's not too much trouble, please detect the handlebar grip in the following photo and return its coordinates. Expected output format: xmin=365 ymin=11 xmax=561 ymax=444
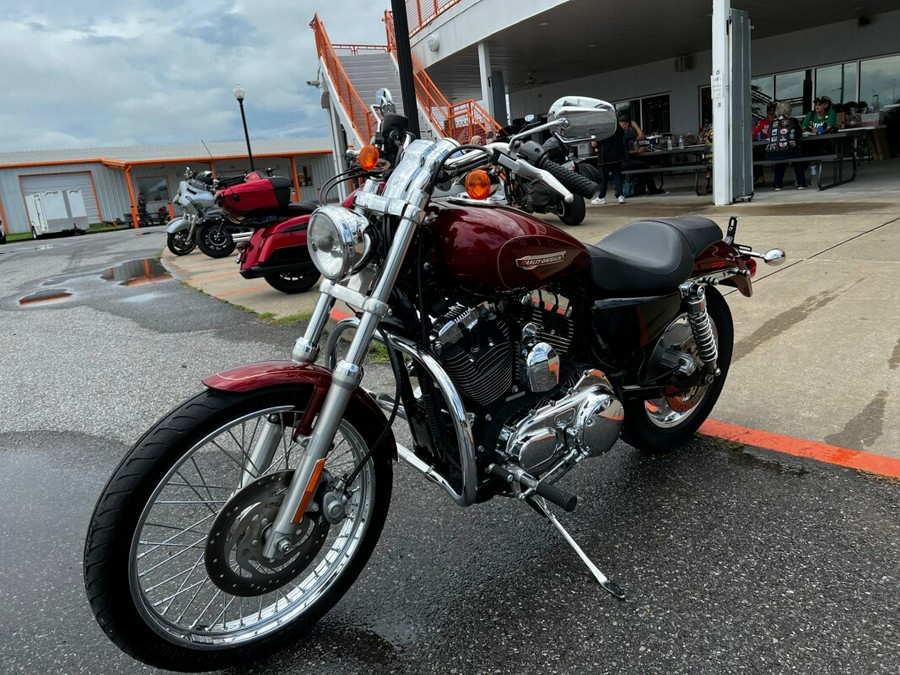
xmin=539 ymin=158 xmax=599 ymax=199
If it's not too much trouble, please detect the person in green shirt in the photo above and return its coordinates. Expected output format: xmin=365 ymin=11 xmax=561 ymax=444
xmin=802 ymin=96 xmax=838 ymax=134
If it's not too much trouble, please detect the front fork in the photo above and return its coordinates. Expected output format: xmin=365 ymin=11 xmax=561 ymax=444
xmin=259 ymin=210 xmax=422 ymax=560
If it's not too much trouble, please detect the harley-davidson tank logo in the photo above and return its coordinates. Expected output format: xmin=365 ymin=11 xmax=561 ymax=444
xmin=515 ymin=251 xmax=567 ymax=269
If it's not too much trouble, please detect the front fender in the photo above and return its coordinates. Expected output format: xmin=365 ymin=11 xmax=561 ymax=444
xmin=166 ymin=217 xmax=190 ymax=234
xmin=202 ymin=360 xmax=396 ymax=459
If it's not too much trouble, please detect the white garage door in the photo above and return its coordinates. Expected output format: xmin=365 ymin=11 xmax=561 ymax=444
xmin=22 ymin=172 xmax=100 ymax=223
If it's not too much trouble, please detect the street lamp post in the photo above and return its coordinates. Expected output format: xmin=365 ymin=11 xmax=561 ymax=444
xmin=233 ymin=85 xmax=255 ymax=171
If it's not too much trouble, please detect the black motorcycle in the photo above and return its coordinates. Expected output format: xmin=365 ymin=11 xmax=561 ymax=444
xmin=497 ymin=124 xmax=589 ymax=226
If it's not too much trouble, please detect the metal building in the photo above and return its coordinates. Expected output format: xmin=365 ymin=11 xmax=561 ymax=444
xmin=0 ymin=139 xmax=332 ymax=237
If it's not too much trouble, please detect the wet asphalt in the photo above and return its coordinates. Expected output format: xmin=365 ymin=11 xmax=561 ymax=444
xmin=0 ymin=228 xmax=897 ymax=675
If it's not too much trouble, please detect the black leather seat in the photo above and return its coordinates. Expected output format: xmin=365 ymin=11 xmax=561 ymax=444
xmin=278 ymin=201 xmax=318 ymax=216
xmin=586 ymin=217 xmax=722 ymax=295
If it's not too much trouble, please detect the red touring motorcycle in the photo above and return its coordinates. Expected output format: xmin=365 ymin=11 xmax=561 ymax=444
xmin=215 ymin=172 xmax=322 ymax=294
xmin=84 ymin=103 xmax=784 ymax=671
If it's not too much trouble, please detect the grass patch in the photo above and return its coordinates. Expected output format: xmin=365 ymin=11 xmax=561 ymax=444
xmin=261 ymin=312 xmax=314 ymax=325
xmin=3 ymin=222 xmax=130 ymax=243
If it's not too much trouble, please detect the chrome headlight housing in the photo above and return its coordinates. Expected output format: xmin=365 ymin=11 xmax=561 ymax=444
xmin=307 ymin=206 xmax=371 ymax=281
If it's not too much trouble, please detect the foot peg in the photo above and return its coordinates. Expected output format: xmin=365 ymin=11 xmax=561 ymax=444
xmin=528 ymin=496 xmax=625 ymax=599
xmin=487 ymin=464 xmax=577 ymax=512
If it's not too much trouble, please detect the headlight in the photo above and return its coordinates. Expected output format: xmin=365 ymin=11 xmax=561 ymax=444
xmin=308 ymin=206 xmax=371 ymax=281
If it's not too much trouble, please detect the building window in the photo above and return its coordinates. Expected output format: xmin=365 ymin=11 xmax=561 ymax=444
xmin=137 ymin=176 xmax=170 ymax=203
xmin=299 ymin=165 xmax=313 ymax=187
xmin=859 ymin=54 xmax=900 ymax=108
xmin=774 ymin=70 xmax=808 ymax=115
xmin=613 ymin=94 xmax=671 ymax=134
xmin=816 ymin=62 xmax=858 ymax=105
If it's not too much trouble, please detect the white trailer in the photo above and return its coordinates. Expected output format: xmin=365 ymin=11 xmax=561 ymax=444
xmin=25 ymin=189 xmax=89 ymax=237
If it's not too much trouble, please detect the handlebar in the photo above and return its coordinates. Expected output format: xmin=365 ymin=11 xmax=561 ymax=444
xmin=538 ymin=158 xmax=599 ymax=199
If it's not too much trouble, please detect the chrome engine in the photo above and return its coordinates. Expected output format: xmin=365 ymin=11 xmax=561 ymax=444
xmin=430 ymin=299 xmax=622 ymax=478
xmin=501 ymin=370 xmax=623 ymax=474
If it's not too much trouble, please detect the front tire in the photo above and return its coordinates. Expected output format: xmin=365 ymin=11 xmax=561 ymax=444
xmin=84 ymin=386 xmax=393 ymax=671
xmin=166 ymin=230 xmax=196 ymax=256
xmin=557 ymin=195 xmax=586 ymax=226
xmin=264 ymin=271 xmax=321 ymax=294
xmin=197 ymin=224 xmax=236 ymax=258
xmin=622 ymin=286 xmax=733 ymax=452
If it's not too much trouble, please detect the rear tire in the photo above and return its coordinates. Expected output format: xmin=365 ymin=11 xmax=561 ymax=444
xmin=621 ymin=286 xmax=733 ymax=452
xmin=166 ymin=230 xmax=196 ymax=256
xmin=264 ymin=271 xmax=320 ymax=294
xmin=557 ymin=195 xmax=586 ymax=226
xmin=83 ymin=385 xmax=393 ymax=671
xmin=197 ymin=224 xmax=236 ymax=258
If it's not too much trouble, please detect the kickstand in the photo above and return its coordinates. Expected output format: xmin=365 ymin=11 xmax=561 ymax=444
xmin=528 ymin=496 xmax=625 ymax=599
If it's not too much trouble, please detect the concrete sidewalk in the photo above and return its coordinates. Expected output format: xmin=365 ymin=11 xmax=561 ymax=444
xmin=162 ymin=157 xmax=900 ymax=460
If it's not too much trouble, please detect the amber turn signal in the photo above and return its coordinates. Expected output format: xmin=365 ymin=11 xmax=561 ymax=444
xmin=465 ymin=170 xmax=491 ymax=200
xmin=358 ymin=145 xmax=380 ymax=171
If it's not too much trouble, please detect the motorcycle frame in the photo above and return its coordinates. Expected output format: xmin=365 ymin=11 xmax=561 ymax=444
xmin=205 ymin=137 xmax=753 ymax=561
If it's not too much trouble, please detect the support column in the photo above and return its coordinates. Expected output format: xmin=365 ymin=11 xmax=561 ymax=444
xmin=711 ymin=0 xmax=732 ymax=205
xmin=478 ymin=41 xmax=493 ymax=115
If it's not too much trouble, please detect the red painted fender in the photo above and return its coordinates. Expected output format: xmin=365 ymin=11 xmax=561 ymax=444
xmin=202 ymin=360 xmax=396 ymax=457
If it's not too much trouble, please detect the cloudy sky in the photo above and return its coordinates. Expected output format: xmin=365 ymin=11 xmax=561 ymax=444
xmin=0 ymin=0 xmax=392 ymax=152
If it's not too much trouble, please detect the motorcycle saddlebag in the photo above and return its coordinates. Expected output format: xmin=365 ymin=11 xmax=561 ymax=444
xmin=219 ymin=175 xmax=292 ymax=214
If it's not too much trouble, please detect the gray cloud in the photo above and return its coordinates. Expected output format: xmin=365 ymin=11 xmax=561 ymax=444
xmin=0 ymin=1 xmax=392 ymax=151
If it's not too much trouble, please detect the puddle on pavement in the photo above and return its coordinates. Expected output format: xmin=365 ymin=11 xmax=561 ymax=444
xmin=102 ymin=258 xmax=170 ymax=286
xmin=19 ymin=290 xmax=73 ymax=305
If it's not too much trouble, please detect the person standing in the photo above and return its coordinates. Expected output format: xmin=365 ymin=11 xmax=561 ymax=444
xmin=752 ymin=103 xmax=776 ymax=186
xmin=765 ymin=101 xmax=808 ymax=190
xmin=591 ymin=120 xmax=627 ymax=205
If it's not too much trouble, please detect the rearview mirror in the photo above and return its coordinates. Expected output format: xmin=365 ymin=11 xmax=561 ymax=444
xmin=547 ymin=96 xmax=617 ymax=142
xmin=374 ymin=88 xmax=396 ymax=115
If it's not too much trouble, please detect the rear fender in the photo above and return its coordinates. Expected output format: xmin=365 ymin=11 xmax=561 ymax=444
xmin=693 ymin=241 xmax=753 ymax=297
xmin=202 ymin=360 xmax=397 ymax=459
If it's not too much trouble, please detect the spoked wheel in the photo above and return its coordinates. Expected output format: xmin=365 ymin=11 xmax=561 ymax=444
xmin=166 ymin=230 xmax=196 ymax=256
xmin=84 ymin=386 xmax=393 ymax=671
xmin=622 ymin=286 xmax=733 ymax=452
xmin=197 ymin=224 xmax=236 ymax=258
xmin=263 ymin=271 xmax=321 ymax=294
xmin=556 ymin=195 xmax=586 ymax=226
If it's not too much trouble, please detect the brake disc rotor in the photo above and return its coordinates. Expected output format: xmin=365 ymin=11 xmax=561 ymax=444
xmin=205 ymin=470 xmax=330 ymax=597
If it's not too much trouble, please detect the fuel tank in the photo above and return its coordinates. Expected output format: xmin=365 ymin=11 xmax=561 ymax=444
xmin=429 ymin=198 xmax=590 ymax=293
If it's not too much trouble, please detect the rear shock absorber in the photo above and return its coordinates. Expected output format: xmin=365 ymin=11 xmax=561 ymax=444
xmin=680 ymin=283 xmax=719 ymax=376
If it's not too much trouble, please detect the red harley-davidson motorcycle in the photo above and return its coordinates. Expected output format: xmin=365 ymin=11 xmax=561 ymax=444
xmin=84 ymin=100 xmax=785 ymax=671
xmin=216 ymin=171 xmax=322 ymax=294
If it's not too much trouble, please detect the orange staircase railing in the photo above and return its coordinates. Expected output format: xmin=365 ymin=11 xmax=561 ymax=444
xmin=405 ymin=0 xmax=463 ymax=37
xmin=310 ymin=14 xmax=378 ymax=145
xmin=384 ymin=10 xmax=502 ymax=143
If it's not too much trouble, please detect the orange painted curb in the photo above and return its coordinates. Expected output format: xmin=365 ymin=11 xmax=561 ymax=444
xmin=700 ymin=419 xmax=900 ymax=479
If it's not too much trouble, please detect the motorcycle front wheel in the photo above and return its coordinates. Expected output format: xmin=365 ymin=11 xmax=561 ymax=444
xmin=166 ymin=230 xmax=196 ymax=256
xmin=84 ymin=385 xmax=393 ymax=671
xmin=621 ymin=286 xmax=733 ymax=452
xmin=556 ymin=195 xmax=586 ymax=226
xmin=197 ymin=224 xmax=237 ymax=258
xmin=264 ymin=271 xmax=321 ymax=294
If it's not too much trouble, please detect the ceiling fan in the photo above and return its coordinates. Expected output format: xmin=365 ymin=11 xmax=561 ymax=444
xmin=514 ymin=71 xmax=550 ymax=89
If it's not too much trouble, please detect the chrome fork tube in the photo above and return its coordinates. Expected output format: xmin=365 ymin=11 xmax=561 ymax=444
xmin=239 ymin=417 xmax=283 ymax=488
xmin=292 ymin=292 xmax=336 ymax=364
xmin=264 ymin=211 xmax=422 ymax=559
